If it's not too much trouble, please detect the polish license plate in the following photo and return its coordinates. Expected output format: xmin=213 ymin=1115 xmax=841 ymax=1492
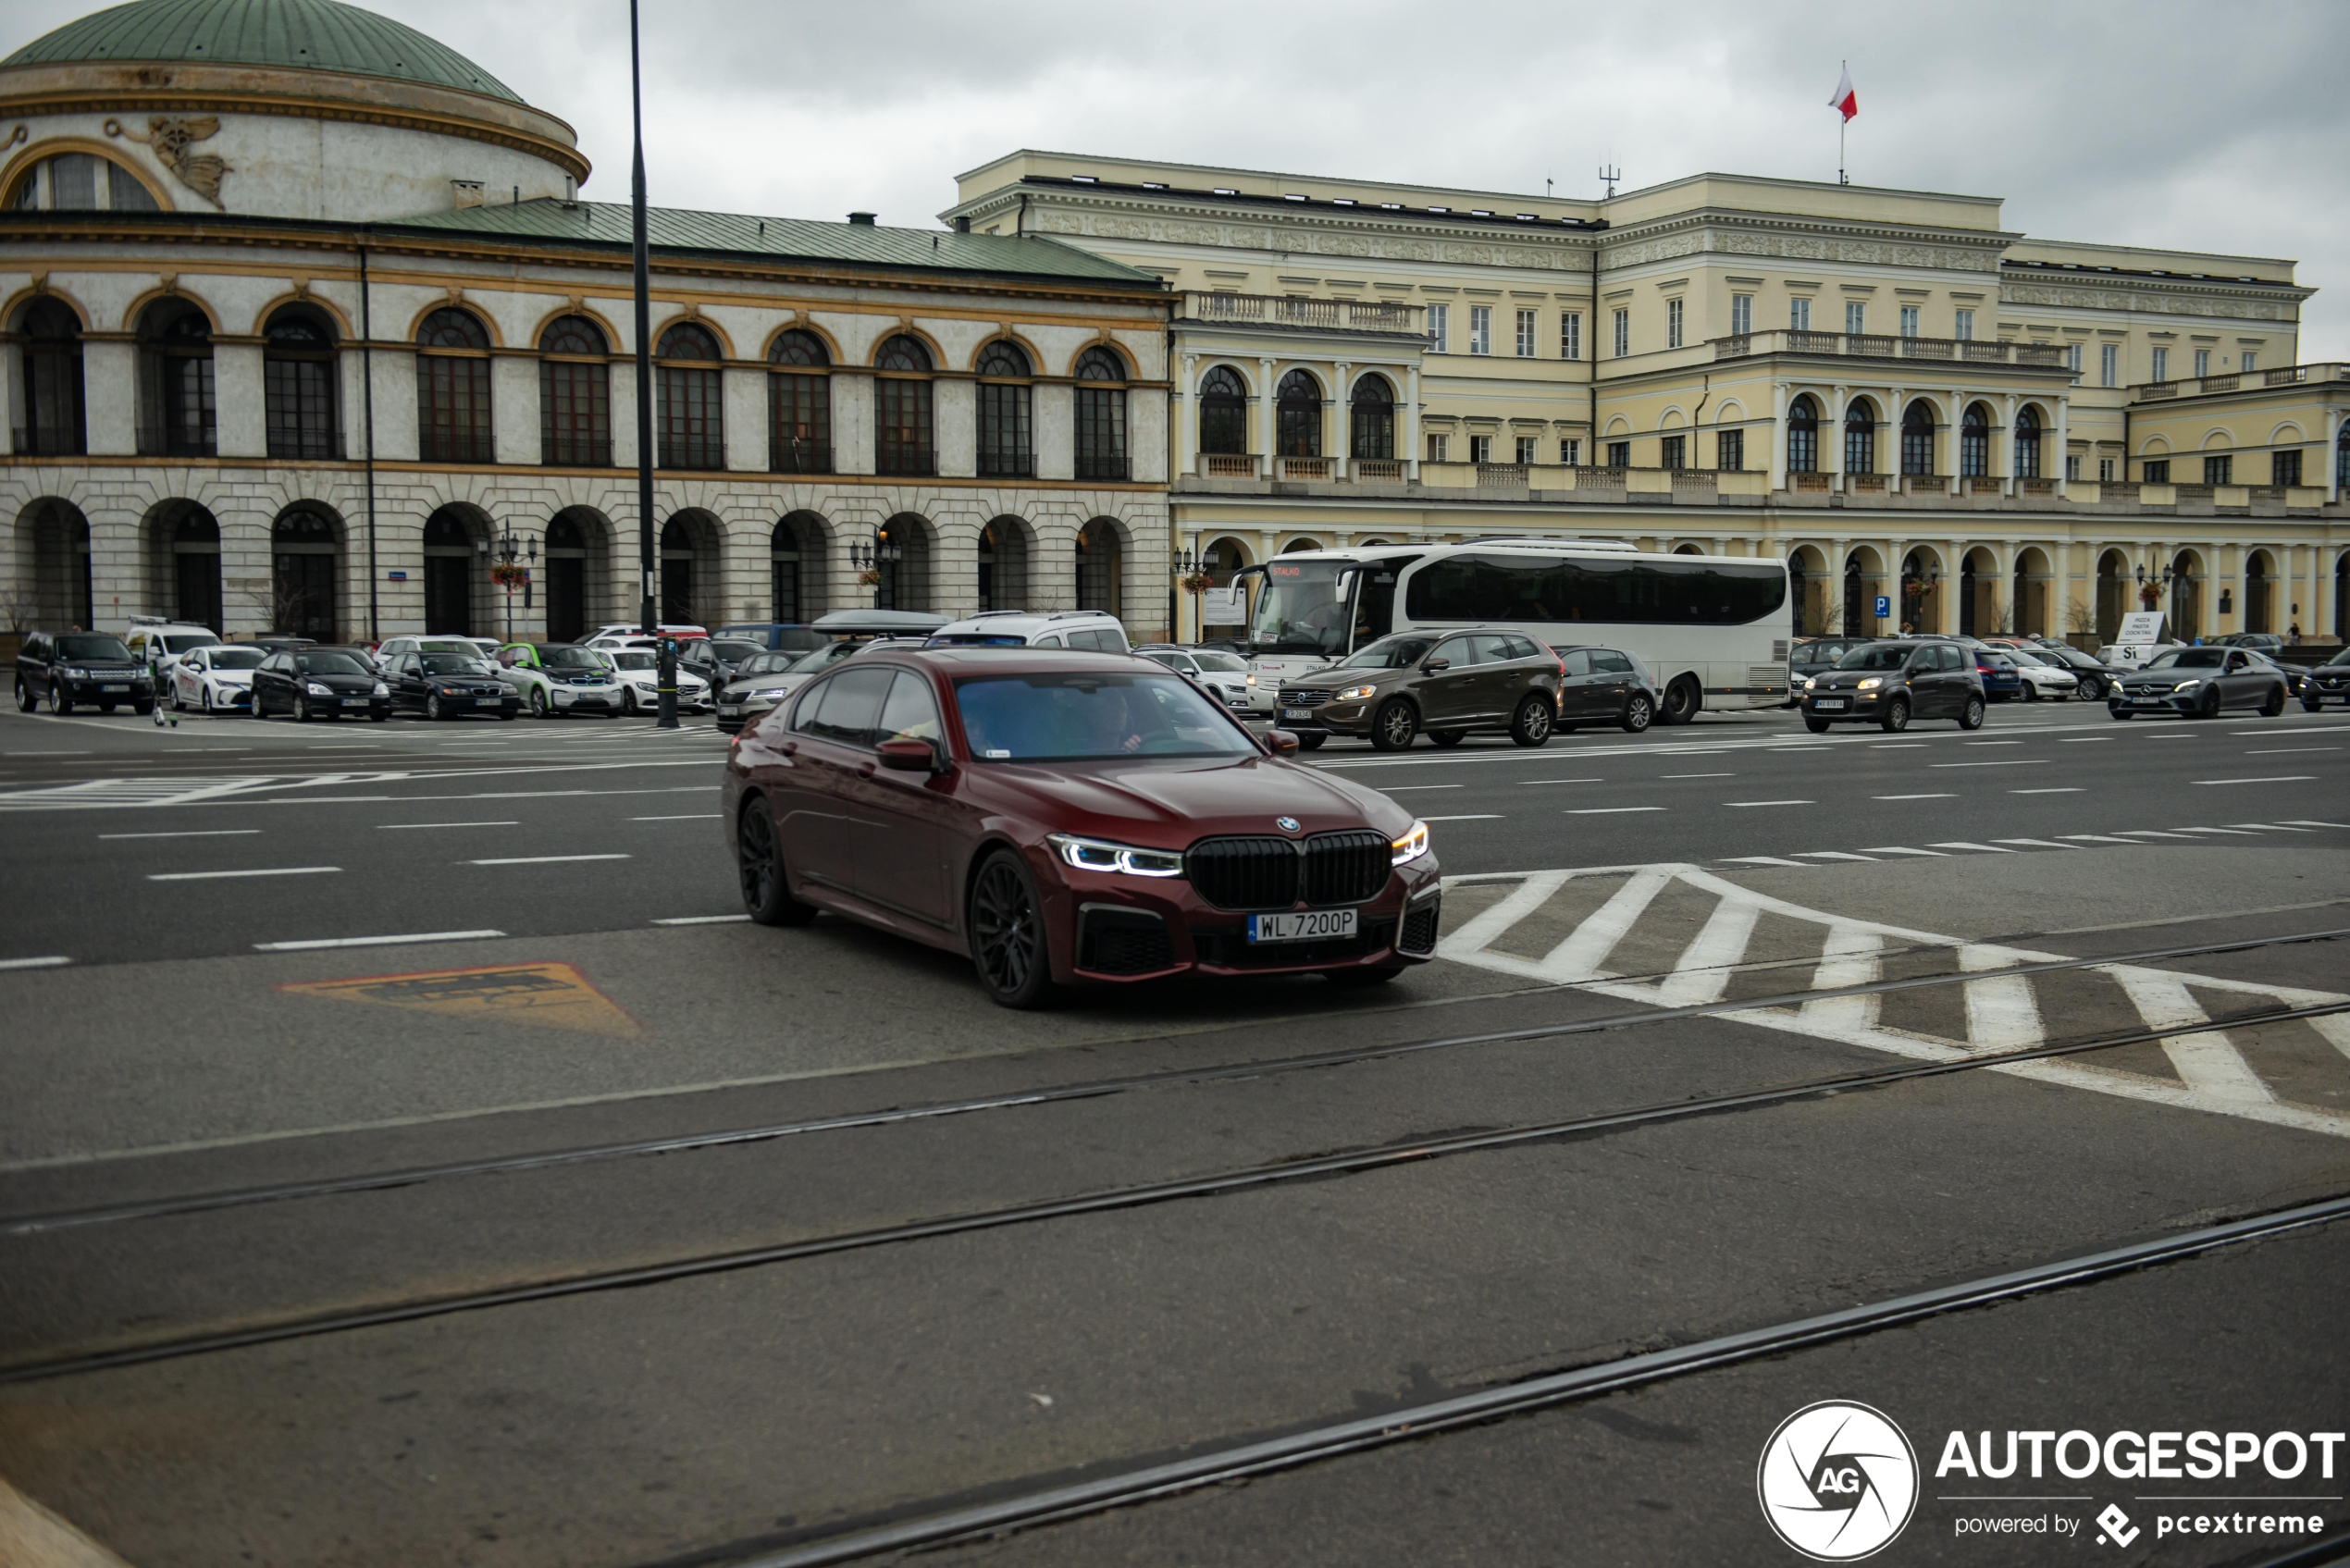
xmin=1813 ymin=698 xmax=1847 ymax=710
xmin=102 ymin=684 xmax=130 ymax=692
xmin=1282 ymin=708 xmax=1314 ymax=721
xmin=1248 ymin=908 xmax=1357 ymax=944
xmin=342 ymin=698 xmax=371 ymax=708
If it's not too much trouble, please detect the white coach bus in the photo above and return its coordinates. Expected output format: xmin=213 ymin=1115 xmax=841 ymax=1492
xmin=1231 ymin=538 xmax=1792 ymax=725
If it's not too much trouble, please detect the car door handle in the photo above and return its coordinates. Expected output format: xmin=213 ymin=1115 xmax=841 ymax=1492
xmin=857 ymin=761 xmax=876 ymax=778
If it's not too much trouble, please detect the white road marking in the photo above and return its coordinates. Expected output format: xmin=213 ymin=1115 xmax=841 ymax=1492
xmin=2115 ymin=829 xmax=2196 ymax=839
xmin=1793 ymin=851 xmax=1876 ymax=861
xmin=1726 ymin=799 xmax=1813 ymax=808
xmin=2193 ymin=775 xmax=2318 ymax=785
xmin=464 ymin=854 xmax=633 ymax=866
xmin=1377 ymin=784 xmax=1463 ymax=792
xmin=2246 ymin=747 xmax=2340 ymax=756
xmin=632 ymin=813 xmax=724 ymax=821
xmin=2228 ymin=822 xmax=2312 ymax=831
xmin=254 ymin=931 xmax=505 ymax=952
xmin=651 ymin=914 xmax=752 ymax=926
xmin=1871 ymin=743 xmax=1927 ymax=749
xmin=1662 ymin=772 xmax=1734 ymax=779
xmin=2010 ymin=787 xmax=2084 ymax=794
xmin=2282 ymin=820 xmax=2350 ymax=828
xmin=2102 ymin=967 xmax=2275 ymax=1106
xmin=1964 ymin=740 xmax=2024 ymax=746
xmin=1724 ymin=855 xmax=1806 ymax=866
xmin=376 ymin=821 xmax=520 ymax=830
xmin=1991 ymin=838 xmax=2078 ymax=849
xmin=1931 ymin=759 xmax=2047 ymax=768
xmin=2174 ymin=826 xmax=2260 ymax=836
xmin=1516 ymin=778 xmax=1605 ymax=785
xmin=1874 ymin=793 xmax=1955 ymax=800
xmin=1565 ymin=806 xmax=1664 ymax=814
xmin=2059 ymin=736 xmax=2113 ymax=743
xmin=1861 ymin=846 xmax=1946 ymax=857
xmin=0 ymin=956 xmax=71 ymax=970
xmin=1927 ymin=842 xmax=2012 ymax=853
xmin=147 ymin=866 xmax=340 ymax=881
xmin=98 ymin=829 xmax=261 ymax=839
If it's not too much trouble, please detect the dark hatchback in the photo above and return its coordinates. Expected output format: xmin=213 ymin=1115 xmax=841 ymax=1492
xmin=386 ymin=651 xmax=521 ymax=720
xmin=1787 ymin=636 xmax=1876 ymax=692
xmin=1274 ymin=629 xmax=1565 ymax=751
xmin=1551 ymin=644 xmax=1663 ymax=733
xmin=253 ymin=647 xmax=390 ymax=722
xmin=724 ymin=648 xmax=1441 ymax=1007
xmin=1800 ymin=639 xmax=1985 ymax=733
xmin=2303 ymin=647 xmax=2350 ymax=710
xmin=14 ymin=631 xmax=155 ymax=715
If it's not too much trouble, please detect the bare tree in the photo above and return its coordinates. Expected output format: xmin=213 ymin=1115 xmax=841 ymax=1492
xmin=0 ymin=581 xmax=38 ymax=636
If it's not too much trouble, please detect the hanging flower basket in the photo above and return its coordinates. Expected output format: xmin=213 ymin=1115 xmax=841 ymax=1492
xmin=2138 ymin=582 xmax=2161 ymax=609
xmin=1179 ymin=572 xmax=1214 ymax=595
xmin=489 ymin=562 xmax=529 ymax=591
xmin=857 ymin=568 xmax=882 ymax=586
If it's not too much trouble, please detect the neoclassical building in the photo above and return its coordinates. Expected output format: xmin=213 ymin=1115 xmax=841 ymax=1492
xmin=0 ymin=1 xmax=1172 ymax=646
xmin=950 ymin=153 xmax=2346 ymax=646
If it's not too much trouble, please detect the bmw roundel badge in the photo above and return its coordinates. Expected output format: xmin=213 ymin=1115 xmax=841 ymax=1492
xmin=1275 ymin=816 xmax=1302 ymax=833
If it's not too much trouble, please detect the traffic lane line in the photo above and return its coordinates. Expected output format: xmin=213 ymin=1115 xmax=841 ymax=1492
xmin=632 ymin=814 xmax=723 ymax=821
xmin=98 ymin=829 xmax=260 ymax=839
xmin=146 ymin=866 xmax=341 ymax=882
xmin=254 ymin=931 xmax=506 ymax=952
xmin=1725 ymin=800 xmax=1814 ymax=808
xmin=1565 ymin=807 xmax=1664 ymax=815
xmin=1874 ymin=794 xmax=1955 ymax=800
xmin=376 ymin=821 xmax=522 ymax=830
xmin=464 ymin=855 xmax=634 ymax=866
xmin=2193 ymin=776 xmax=2319 ymax=786
xmin=2244 ymin=747 xmax=2340 ymax=755
xmin=1424 ymin=814 xmax=1503 ymax=822
xmin=0 ymin=956 xmax=72 ymax=970
xmin=1930 ymin=759 xmax=2047 ymax=768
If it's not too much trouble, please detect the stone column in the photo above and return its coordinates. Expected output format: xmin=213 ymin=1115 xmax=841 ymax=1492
xmin=1770 ymin=382 xmax=1788 ymax=492
xmin=1179 ymin=352 xmax=1198 ymax=478
xmin=1404 ymin=364 xmax=1421 ymax=480
xmin=1257 ymin=356 xmax=1276 ymax=475
xmin=2053 ymin=393 xmax=2072 ymax=498
xmin=1826 ymin=384 xmax=1847 ymax=492
xmin=1997 ymin=393 xmax=2018 ymax=497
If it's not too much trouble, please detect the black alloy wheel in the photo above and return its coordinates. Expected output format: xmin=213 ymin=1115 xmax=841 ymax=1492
xmin=427 ymin=693 xmax=447 ymax=722
xmin=737 ymin=794 xmax=815 ymax=926
xmin=292 ymin=693 xmax=312 ymax=722
xmin=1429 ymin=729 xmax=1466 ymax=748
xmin=2080 ymin=674 xmax=2107 ymax=701
xmin=13 ymin=678 xmax=32 ymax=713
xmin=531 ymin=687 xmax=550 ymax=718
xmin=1293 ymin=732 xmax=1326 ymax=751
xmin=51 ymin=685 xmax=72 ymax=715
xmin=1622 ymin=693 xmax=1654 ymax=734
xmin=1370 ymin=698 xmax=1418 ymax=752
xmin=1658 ymin=675 xmax=1702 ymax=725
xmin=2197 ymin=686 xmax=2222 ymax=721
xmin=1509 ymin=696 xmax=1553 ymax=747
xmin=970 ymin=849 xmax=1055 ymax=1008
xmin=1958 ymin=694 xmax=1986 ymax=731
xmin=1879 ymin=695 xmax=1911 ymax=733
xmin=2259 ymin=685 xmax=2286 ymax=718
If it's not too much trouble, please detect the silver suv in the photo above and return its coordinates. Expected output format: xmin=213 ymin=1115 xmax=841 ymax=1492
xmin=925 ymin=611 xmax=1129 ymax=652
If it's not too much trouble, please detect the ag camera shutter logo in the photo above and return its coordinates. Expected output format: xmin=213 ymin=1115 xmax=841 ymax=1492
xmin=1757 ymin=1401 xmax=1920 ymax=1561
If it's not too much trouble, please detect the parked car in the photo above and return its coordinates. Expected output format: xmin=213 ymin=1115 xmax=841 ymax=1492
xmin=124 ymin=618 xmax=221 ymax=685
xmin=1274 ymin=629 xmax=1565 ymax=751
xmin=1552 ymin=644 xmax=1663 ymax=733
xmin=494 ymin=642 xmax=624 ymax=717
xmin=682 ymin=636 xmax=768 ymax=686
xmin=1995 ymin=639 xmax=2113 ymax=701
xmin=253 ymin=647 xmax=390 ymax=722
xmin=13 ymin=630 xmax=156 ymax=715
xmin=384 ymin=650 xmax=522 ymax=721
xmin=2206 ymin=632 xmax=2286 ymax=655
xmin=2241 ymin=649 xmax=2316 ymax=706
xmin=1800 ymin=639 xmax=1985 ymax=733
xmin=2108 ymin=647 xmax=2289 ymax=720
xmin=247 ymin=636 xmax=319 ymax=656
xmin=1972 ymin=648 xmax=2026 ymax=702
xmin=1787 ymin=636 xmax=1876 ymax=692
xmin=1134 ymin=645 xmax=1253 ymax=710
xmin=2302 ymin=646 xmax=2350 ymax=710
xmin=588 ymin=622 xmax=709 ymax=644
xmin=1998 ymin=645 xmax=2082 ymax=701
xmin=593 ymin=647 xmax=711 ymax=713
xmin=168 ymin=643 xmax=267 ymax=713
xmin=925 ymin=610 xmax=1131 ymax=652
xmin=714 ymin=622 xmax=834 ymax=655
xmin=742 ymin=634 xmax=938 ymax=713
xmin=714 ymin=649 xmax=810 ymax=735
xmin=371 ymin=635 xmax=489 ymax=673
xmin=724 ymin=647 xmax=1441 ymax=1006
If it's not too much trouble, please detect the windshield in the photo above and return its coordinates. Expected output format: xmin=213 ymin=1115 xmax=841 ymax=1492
xmin=612 ymin=651 xmax=657 ymax=671
xmin=1248 ymin=560 xmax=1354 ymax=656
xmin=2004 ymin=648 xmax=2047 ymax=666
xmin=208 ymin=648 xmax=266 ymax=671
xmin=2145 ymin=648 xmax=2224 ymax=670
xmin=163 ymin=633 xmax=219 ymax=653
xmin=955 ymin=673 xmax=1256 ymax=761
xmin=1341 ymin=635 xmax=1438 ymax=669
xmin=786 ymin=643 xmax=852 ymax=673
xmin=1834 ymin=644 xmax=1910 ymax=672
xmin=2329 ymin=648 xmax=2350 ymax=667
xmin=294 ymin=652 xmax=373 ymax=676
xmin=736 ymin=651 xmax=797 ymax=677
xmin=1190 ymin=650 xmax=1247 ymax=673
xmin=540 ymin=647 xmax=603 ymax=670
xmin=58 ymin=635 xmax=132 ymax=661
xmin=710 ymin=640 xmax=762 ymax=661
xmin=421 ymin=655 xmax=493 ymax=675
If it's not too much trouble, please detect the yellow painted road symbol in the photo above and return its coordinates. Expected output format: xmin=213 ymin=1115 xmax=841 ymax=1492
xmin=277 ymin=962 xmax=646 ymax=1038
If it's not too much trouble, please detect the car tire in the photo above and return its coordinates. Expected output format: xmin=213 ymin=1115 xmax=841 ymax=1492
xmin=427 ymin=694 xmax=446 ymax=722
xmin=1325 ymin=966 xmax=1404 ymax=986
xmin=2304 ymin=698 xmax=2325 ymax=713
xmin=2080 ymin=675 xmax=2107 ymax=701
xmin=292 ymin=694 xmax=311 ymax=722
xmin=51 ymin=685 xmax=71 ymax=715
xmin=1293 ymin=733 xmax=1326 ymax=751
xmin=1621 ymin=693 xmax=1654 ymax=734
xmin=1370 ymin=698 xmax=1418 ymax=752
xmin=1657 ymin=674 xmax=1702 ymax=725
xmin=98 ymin=700 xmax=117 ymax=714
xmin=737 ymin=793 xmax=817 ymax=927
xmin=1508 ymin=696 xmax=1552 ymax=747
xmin=1804 ymin=716 xmax=1831 ymax=735
xmin=2260 ymin=685 xmax=2285 ymax=718
xmin=1429 ymin=729 xmax=1466 ymax=748
xmin=2110 ymin=707 xmax=2132 ymax=720
xmin=1958 ymin=694 xmax=1986 ymax=731
xmin=498 ymin=708 xmax=516 ymax=721
xmin=623 ymin=686 xmax=639 ymax=715
xmin=200 ymin=686 xmax=213 ymax=714
xmin=13 ymin=678 xmax=32 ymax=713
xmin=1879 ymin=695 xmax=1911 ymax=733
xmin=969 ymin=848 xmax=1057 ymax=1009
xmin=132 ymin=699 xmax=154 ymax=717
xmin=2196 ymin=687 xmax=2221 ymax=721
xmin=530 ymin=688 xmax=550 ymax=719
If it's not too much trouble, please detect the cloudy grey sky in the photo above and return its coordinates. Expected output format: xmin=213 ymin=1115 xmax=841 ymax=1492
xmin=12 ymin=0 xmax=2348 ymax=356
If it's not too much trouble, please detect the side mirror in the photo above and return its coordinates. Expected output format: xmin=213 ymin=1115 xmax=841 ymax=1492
xmin=1420 ymin=657 xmax=1451 ymax=673
xmin=1263 ymin=728 xmax=1301 ymax=757
xmin=877 ymin=737 xmax=944 ymax=772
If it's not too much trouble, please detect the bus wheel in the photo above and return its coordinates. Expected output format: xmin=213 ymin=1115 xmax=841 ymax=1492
xmin=1657 ymin=675 xmax=1702 ymax=725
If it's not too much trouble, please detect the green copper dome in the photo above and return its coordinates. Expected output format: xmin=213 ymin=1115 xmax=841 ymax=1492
xmin=3 ymin=0 xmax=521 ymax=103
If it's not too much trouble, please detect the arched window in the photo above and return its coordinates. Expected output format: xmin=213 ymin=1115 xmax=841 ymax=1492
xmin=1900 ymin=401 xmax=1935 ymax=476
xmin=974 ymin=340 xmax=1033 ymax=478
xmin=263 ymin=308 xmax=338 ymax=460
xmin=137 ymin=302 xmax=214 ymax=456
xmin=1960 ymin=403 xmax=1991 ymax=477
xmin=1843 ymin=399 xmax=1876 ymax=475
xmin=538 ymin=315 xmax=611 ymax=467
xmin=1786 ymin=395 xmax=1819 ymax=474
xmin=17 ymin=300 xmax=85 ymax=456
xmin=768 ymin=329 xmax=830 ymax=474
xmin=1198 ymin=365 xmax=1247 ymax=456
xmin=772 ymin=513 xmax=824 ymax=623
xmin=660 ymin=514 xmax=707 ymax=624
xmin=1350 ymin=375 xmax=1395 ymax=461
xmin=271 ymin=508 xmax=339 ymax=640
xmin=421 ymin=508 xmax=478 ymax=636
xmin=1276 ymin=369 xmax=1322 ymax=458
xmin=2012 ymin=404 xmax=2042 ymax=479
xmin=415 ymin=307 xmax=492 ymax=463
xmin=874 ymin=335 xmax=934 ymax=475
xmin=6 ymin=151 xmax=159 ymax=212
xmin=2339 ymin=424 xmax=2350 ymax=490
xmin=656 ymin=322 xmax=724 ymax=470
xmin=1074 ymin=346 xmax=1128 ymax=480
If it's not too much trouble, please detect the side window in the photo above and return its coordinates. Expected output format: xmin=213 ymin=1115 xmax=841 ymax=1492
xmin=1436 ymin=636 xmax=1482 ymax=666
xmin=876 ymin=671 xmax=943 ymax=745
xmin=1939 ymin=646 xmax=1965 ymax=672
xmin=1468 ymin=633 xmax=1516 ymax=664
xmin=1557 ymin=648 xmax=1592 ymax=676
xmin=805 ymin=666 xmax=894 ymax=746
xmin=1592 ymin=650 xmax=1637 ymax=674
xmin=1033 ymin=634 xmax=1065 ymax=648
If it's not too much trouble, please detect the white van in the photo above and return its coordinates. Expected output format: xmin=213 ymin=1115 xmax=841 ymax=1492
xmin=924 ymin=611 xmax=1130 ymax=652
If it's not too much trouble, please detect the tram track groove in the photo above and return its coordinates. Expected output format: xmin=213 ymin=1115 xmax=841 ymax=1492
xmin=5 ymin=923 xmax=2342 ymax=1240
xmin=4 ymin=997 xmax=2344 ymax=1388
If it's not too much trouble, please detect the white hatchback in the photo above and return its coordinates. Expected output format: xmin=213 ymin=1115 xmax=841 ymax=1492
xmin=169 ymin=643 xmax=269 ymax=713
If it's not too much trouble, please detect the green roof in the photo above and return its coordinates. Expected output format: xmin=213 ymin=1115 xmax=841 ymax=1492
xmin=4 ymin=0 xmax=520 ymax=102
xmin=387 ymin=199 xmax=1164 ymax=286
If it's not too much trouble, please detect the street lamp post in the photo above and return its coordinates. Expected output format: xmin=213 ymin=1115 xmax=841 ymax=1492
xmin=493 ymin=527 xmax=537 ymax=644
xmin=1171 ymin=545 xmax=1215 ymax=645
xmin=848 ymin=529 xmax=901 ymax=610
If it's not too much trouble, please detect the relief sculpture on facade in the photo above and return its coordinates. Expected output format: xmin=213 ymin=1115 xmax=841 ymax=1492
xmin=105 ymin=116 xmax=229 ymax=207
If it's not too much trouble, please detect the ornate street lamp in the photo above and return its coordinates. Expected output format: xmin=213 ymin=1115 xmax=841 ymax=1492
xmin=490 ymin=527 xmax=538 ymax=644
xmin=848 ymin=528 xmax=902 ymax=610
xmin=1171 ymin=544 xmax=1218 ymax=644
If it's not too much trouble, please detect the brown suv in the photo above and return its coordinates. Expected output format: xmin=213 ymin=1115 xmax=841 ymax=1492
xmin=1275 ymin=629 xmax=1565 ymax=751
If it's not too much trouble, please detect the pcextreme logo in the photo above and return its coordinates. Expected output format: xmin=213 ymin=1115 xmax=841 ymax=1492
xmin=1758 ymin=1401 xmax=1922 ymax=1562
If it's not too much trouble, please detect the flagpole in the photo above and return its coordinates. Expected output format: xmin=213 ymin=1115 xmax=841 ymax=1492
xmin=1838 ymin=59 xmax=1848 ymax=185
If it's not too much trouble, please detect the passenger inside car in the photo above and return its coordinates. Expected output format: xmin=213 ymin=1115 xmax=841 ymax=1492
xmin=955 ymin=673 xmax=1249 ymax=761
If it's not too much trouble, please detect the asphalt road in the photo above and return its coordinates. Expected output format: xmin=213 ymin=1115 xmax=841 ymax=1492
xmin=0 ymin=694 xmax=2345 ymax=1568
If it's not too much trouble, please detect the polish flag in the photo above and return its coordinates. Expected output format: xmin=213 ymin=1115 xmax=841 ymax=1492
xmin=1828 ymin=65 xmax=1858 ymax=122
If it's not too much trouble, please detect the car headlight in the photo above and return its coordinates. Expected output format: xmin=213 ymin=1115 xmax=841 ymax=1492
xmin=2172 ymin=680 xmax=2200 ymax=692
xmin=373 ymin=682 xmax=390 ymax=698
xmin=1801 ymin=676 xmax=1816 ymax=691
xmin=1391 ymin=821 xmax=1430 ymax=867
xmin=1245 ymin=673 xmax=1257 ymax=686
xmin=60 ymin=667 xmax=88 ymax=680
xmin=1046 ymin=833 xmax=1185 ymax=878
xmin=1856 ymin=677 xmax=1883 ymax=691
xmin=1334 ymin=685 xmax=1378 ymax=702
xmin=306 ymin=682 xmax=334 ymax=697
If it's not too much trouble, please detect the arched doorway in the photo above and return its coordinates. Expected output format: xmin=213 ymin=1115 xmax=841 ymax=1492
xmin=660 ymin=512 xmax=722 ymax=626
xmin=2171 ymin=550 xmax=2203 ymax=638
xmin=1280 ymin=537 xmax=1321 ymax=555
xmin=1843 ymin=548 xmax=1883 ymax=635
xmin=1672 ymin=542 xmax=1704 ymax=556
xmin=1787 ymin=546 xmax=1820 ymax=636
xmin=874 ymin=514 xmax=933 ymax=612
xmin=1959 ymin=547 xmax=1999 ymax=636
xmin=2012 ymin=548 xmax=2052 ymax=636
xmin=980 ymin=516 xmax=1031 ymax=612
xmin=773 ymin=512 xmax=826 ymax=623
xmin=271 ymin=506 xmax=340 ymax=639
xmin=1901 ymin=549 xmax=1944 ymax=636
xmin=16 ymin=500 xmax=93 ymax=628
xmin=2245 ymin=549 xmax=2273 ymax=634
xmin=2096 ymin=549 xmax=2129 ymax=643
xmin=422 ymin=507 xmax=482 ymax=635
xmin=1076 ymin=518 xmax=1123 ymax=617
xmin=151 ymin=500 xmax=222 ymax=631
xmin=543 ymin=509 xmax=604 ymax=643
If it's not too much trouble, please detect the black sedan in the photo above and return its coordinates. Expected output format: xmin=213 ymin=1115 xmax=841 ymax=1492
xmin=254 ymin=648 xmax=391 ymax=722
xmin=2304 ymin=647 xmax=2350 ymax=710
xmin=385 ymin=651 xmax=521 ymax=721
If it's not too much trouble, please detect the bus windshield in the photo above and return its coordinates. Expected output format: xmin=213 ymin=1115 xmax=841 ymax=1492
xmin=1247 ymin=559 xmax=1355 ymax=656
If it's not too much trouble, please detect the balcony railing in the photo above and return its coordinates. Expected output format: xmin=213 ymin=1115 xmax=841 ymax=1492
xmin=8 ymin=426 xmax=84 ymax=456
xmin=542 ymin=434 xmax=612 ymax=467
xmin=1475 ymin=462 xmax=1526 ymax=488
xmin=1279 ymin=455 xmax=1330 ymax=480
xmin=137 ymin=424 xmax=216 ymax=458
xmin=2126 ymin=363 xmax=2347 ymax=401
xmin=769 ymin=437 xmax=832 ymax=475
xmin=1354 ymin=459 xmax=1405 ymax=481
xmin=1201 ymin=453 xmax=1257 ymax=478
xmin=1716 ymin=331 xmax=2070 ymax=369
xmin=1178 ymin=291 xmax=1424 ymax=335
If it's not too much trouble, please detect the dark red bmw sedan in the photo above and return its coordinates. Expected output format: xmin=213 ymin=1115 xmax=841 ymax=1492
xmin=722 ymin=647 xmax=1442 ymax=1006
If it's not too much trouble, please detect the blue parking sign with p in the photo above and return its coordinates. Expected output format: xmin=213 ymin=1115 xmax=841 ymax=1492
xmin=1874 ymin=595 xmax=1891 ymax=619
